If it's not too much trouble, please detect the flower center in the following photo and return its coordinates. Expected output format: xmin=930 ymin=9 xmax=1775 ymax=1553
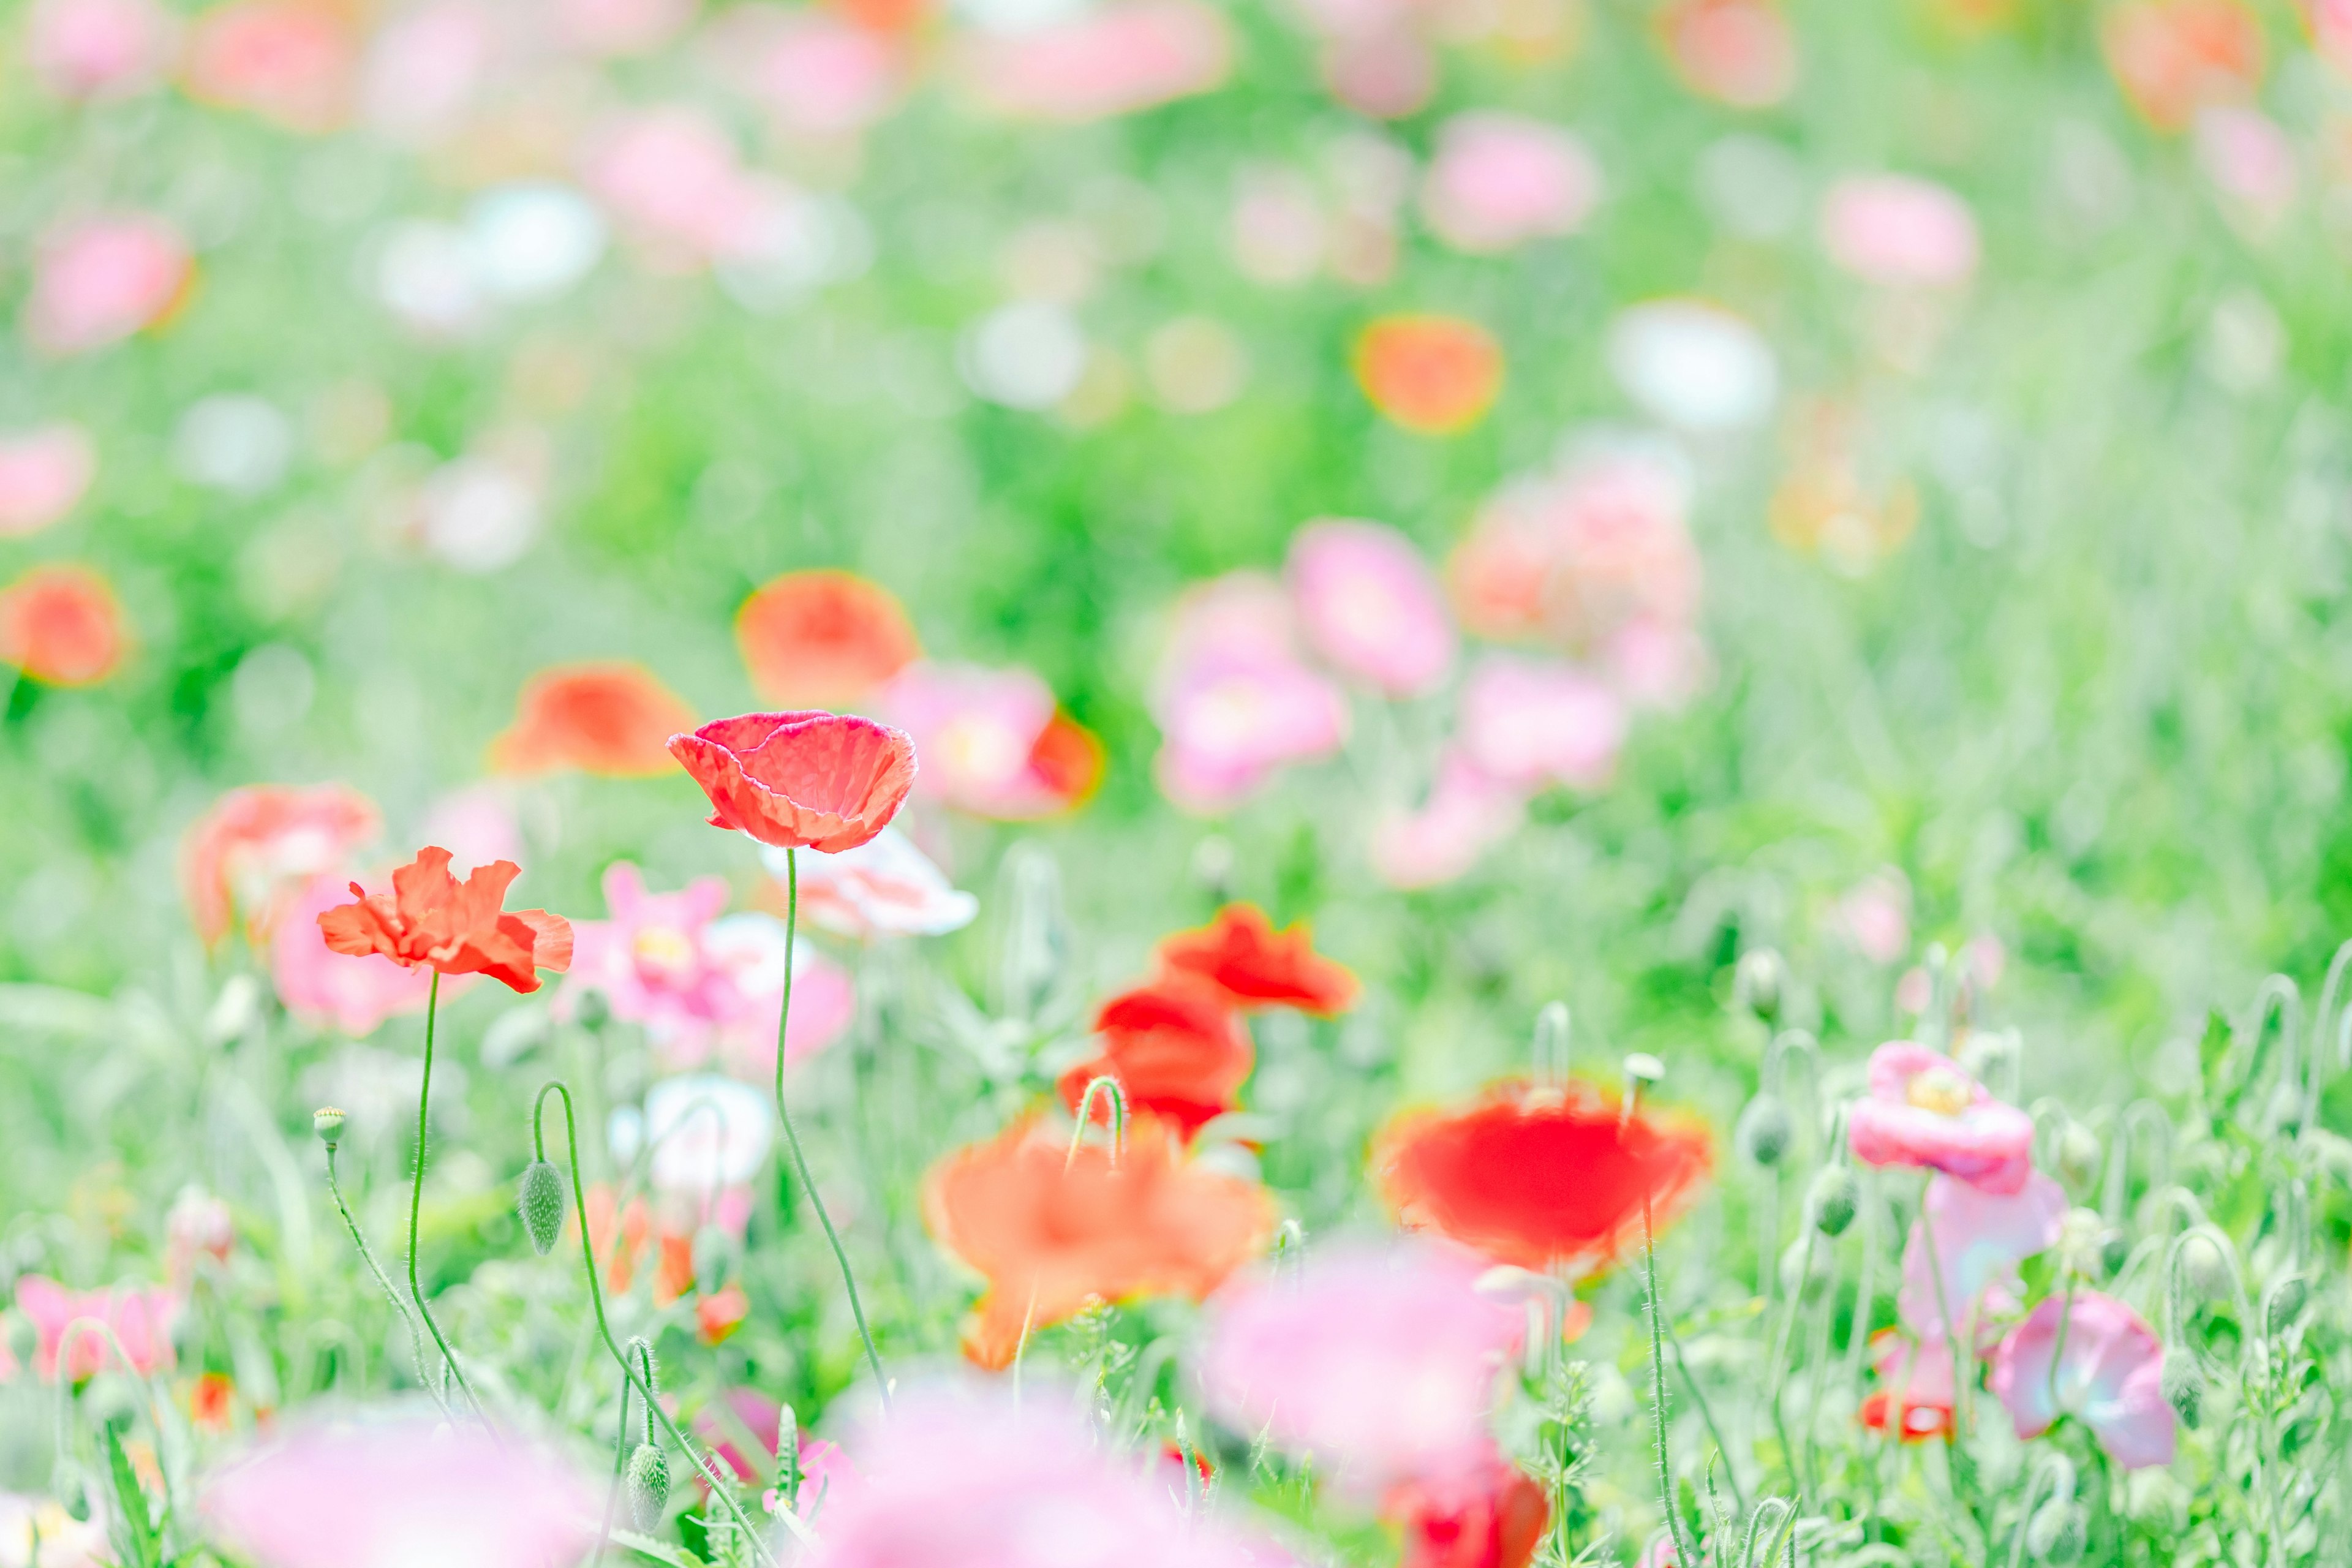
xmin=1903 ymin=1065 xmax=1972 ymax=1117
xmin=632 ymin=924 xmax=696 ymax=980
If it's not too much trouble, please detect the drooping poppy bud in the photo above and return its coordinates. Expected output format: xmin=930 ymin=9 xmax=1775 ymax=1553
xmin=625 ymin=1443 xmax=671 ymax=1531
xmin=2159 ymin=1348 xmax=2203 ymax=1430
xmin=1738 ymin=1093 xmax=1792 ymax=1166
xmin=518 ymin=1160 xmax=567 ymax=1256
xmin=1808 ymin=1164 xmax=1859 ymax=1237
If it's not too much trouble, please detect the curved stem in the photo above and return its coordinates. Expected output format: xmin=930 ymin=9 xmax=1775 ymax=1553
xmin=325 ymin=1143 xmax=447 ymax=1415
xmin=407 ymin=971 xmax=490 ymax=1427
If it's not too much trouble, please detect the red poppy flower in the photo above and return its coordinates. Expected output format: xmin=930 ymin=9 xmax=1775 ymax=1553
xmin=1375 ymin=1080 xmax=1712 ymax=1273
xmin=191 ymin=1371 xmax=235 ymax=1434
xmin=697 ymin=1284 xmax=750 ymax=1346
xmin=1354 ymin=315 xmax=1504 ymax=435
xmin=736 ymin=570 xmax=921 ymax=707
xmin=1025 ymin=709 xmax=1107 ymax=813
xmin=1387 ymin=1461 xmax=1551 ymax=1568
xmin=181 ymin=782 xmax=382 ymax=948
xmin=317 ymin=846 xmax=573 ymax=994
xmin=1158 ymin=902 xmax=1359 ymax=1014
xmin=0 ymin=563 xmax=127 ymax=685
xmin=490 ymin=662 xmax=696 ymax=777
xmin=1057 ymin=977 xmax=1253 ymax=1139
xmin=668 ymin=710 xmax=917 ymax=853
xmin=924 ymin=1115 xmax=1275 ymax=1369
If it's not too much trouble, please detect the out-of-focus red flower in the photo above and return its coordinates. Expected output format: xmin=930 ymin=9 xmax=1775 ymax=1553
xmin=1376 ymin=1081 xmax=1712 ymax=1274
xmin=737 ymin=570 xmax=922 ymax=708
xmin=182 ymin=782 xmax=382 ymax=948
xmin=490 ymin=662 xmax=696 ymax=777
xmin=191 ymin=1371 xmax=235 ymax=1433
xmin=578 ymin=1185 xmax=654 ymax=1295
xmin=1058 ymin=978 xmax=1254 ymax=1139
xmin=1026 ymin=710 xmax=1107 ymax=810
xmin=317 ymin=847 xmax=573 ymax=995
xmin=2101 ymin=0 xmax=2262 ymax=132
xmin=924 ymin=1115 xmax=1274 ymax=1368
xmin=1354 ymin=315 xmax=1504 ymax=435
xmin=696 ymin=1284 xmax=751 ymax=1345
xmin=1860 ymin=1329 xmax=1956 ymax=1442
xmin=669 ymin=711 xmax=917 ymax=853
xmin=1158 ymin=903 xmax=1359 ymax=1015
xmin=183 ymin=0 xmax=354 ymax=132
xmin=1387 ymin=1461 xmax=1551 ymax=1568
xmin=0 ymin=563 xmax=128 ymax=686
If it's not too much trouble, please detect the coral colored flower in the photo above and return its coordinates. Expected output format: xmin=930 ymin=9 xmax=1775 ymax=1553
xmin=1200 ymin=1240 xmax=1523 ymax=1498
xmin=880 ymin=662 xmax=1102 ymax=819
xmin=1354 ymin=315 xmax=1505 ymax=435
xmin=191 ymin=1371 xmax=235 ymax=1433
xmin=22 ymin=213 xmax=193 ymax=357
xmin=765 ymin=828 xmax=978 ymax=938
xmin=697 ymin=1284 xmax=751 ymax=1345
xmin=490 ymin=662 xmax=696 ymax=777
xmin=1657 ymin=0 xmax=1797 ymax=107
xmin=1420 ymin=112 xmax=1601 ymax=255
xmin=26 ymin=0 xmax=173 ymax=99
xmin=13 ymin=1276 xmax=179 ymax=1381
xmin=924 ymin=1116 xmax=1275 ymax=1368
xmin=1058 ymin=977 xmax=1254 ymax=1139
xmin=1158 ymin=903 xmax=1359 ymax=1015
xmin=0 ymin=423 xmax=97 ymax=537
xmin=317 ymin=846 xmax=573 ymax=995
xmin=736 ymin=570 xmax=921 ymax=707
xmin=183 ymin=783 xmax=382 ymax=948
xmin=1371 ymin=751 xmax=1527 ymax=890
xmin=1847 ymin=1042 xmax=2034 ymax=1194
xmin=579 ymin=1183 xmax=655 ymax=1294
xmin=961 ymin=1 xmax=1232 ymax=123
xmin=202 ymin=1412 xmax=597 ymax=1568
xmin=1820 ymin=175 xmax=1981 ymax=288
xmin=0 ymin=564 xmax=127 ymax=686
xmin=1376 ymin=1081 xmax=1713 ymax=1273
xmin=1388 ymin=1461 xmax=1551 ymax=1568
xmin=669 ymin=711 xmax=918 ymax=853
xmin=1898 ymin=1172 xmax=2067 ymax=1344
xmin=1455 ymin=654 xmax=1627 ymax=793
xmin=1286 ymin=518 xmax=1457 ymax=696
xmin=1990 ymin=1291 xmax=2176 ymax=1469
xmin=1860 ymin=1329 xmax=1956 ymax=1442
xmin=183 ymin=0 xmax=355 ymax=133
xmin=2102 ymin=0 xmax=2261 ymax=132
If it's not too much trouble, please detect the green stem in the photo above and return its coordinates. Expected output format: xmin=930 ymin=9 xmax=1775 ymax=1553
xmin=325 ymin=1143 xmax=447 ymax=1417
xmin=775 ymin=847 xmax=891 ymax=1407
xmin=1661 ymin=1309 xmax=1747 ymax=1517
xmin=1643 ymin=1194 xmax=1692 ymax=1566
xmin=407 ymin=971 xmax=490 ymax=1427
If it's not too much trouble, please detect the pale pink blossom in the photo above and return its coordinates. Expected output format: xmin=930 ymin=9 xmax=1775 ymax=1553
xmin=1199 ymin=1239 xmax=1522 ymax=1498
xmin=418 ymin=786 xmax=522 ymax=876
xmin=878 ymin=660 xmax=1079 ymax=819
xmin=1320 ymin=29 xmax=1432 ymax=118
xmin=1602 ymin=616 xmax=1711 ymax=709
xmin=1898 ymin=1172 xmax=2067 ymax=1344
xmin=12 ymin=1276 xmax=178 ymax=1381
xmin=1286 ymin=518 xmax=1456 ymax=696
xmin=1820 ymin=175 xmax=1981 ymax=289
xmin=1848 ymin=1042 xmax=2035 ymax=1194
xmin=1420 ymin=112 xmax=1600 ymax=254
xmin=271 ymin=872 xmax=440 ymax=1036
xmin=764 ymin=827 xmax=978 ymax=938
xmin=1154 ymin=572 xmax=1351 ymax=812
xmin=25 ymin=0 xmax=173 ymax=99
xmin=183 ymin=0 xmax=355 ymax=133
xmin=711 ymin=6 xmax=905 ymax=137
xmin=1839 ymin=870 xmax=1910 ymax=963
xmin=359 ymin=2 xmax=496 ymax=145
xmin=579 ymin=105 xmax=769 ymax=269
xmin=2196 ymin=106 xmax=2297 ymax=228
xmin=23 ymin=213 xmax=194 ymax=358
xmin=1658 ymin=0 xmax=1796 ymax=108
xmin=962 ymin=1 xmax=1232 ymax=123
xmin=1456 ymin=654 xmax=1627 ymax=793
xmin=1990 ymin=1291 xmax=2176 ymax=1469
xmin=553 ymin=0 xmax=693 ymax=57
xmin=202 ymin=1411 xmax=598 ymax=1568
xmin=1370 ymin=750 xmax=1526 ymax=890
xmin=0 ymin=423 xmax=97 ymax=537
xmin=1231 ymin=166 xmax=1325 ymax=285
xmin=165 ymin=1185 xmax=236 ymax=1289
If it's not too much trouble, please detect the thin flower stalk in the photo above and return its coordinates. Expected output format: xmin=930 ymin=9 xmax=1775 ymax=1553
xmin=407 ymin=971 xmax=491 ymax=1427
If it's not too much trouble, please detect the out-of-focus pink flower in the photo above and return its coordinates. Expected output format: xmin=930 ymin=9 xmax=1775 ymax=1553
xmin=1898 ymin=1172 xmax=2067 ymax=1343
xmin=553 ymin=0 xmax=693 ymax=57
xmin=2101 ymin=0 xmax=2262 ymax=134
xmin=1231 ymin=165 xmax=1325 ymax=285
xmin=1322 ymin=29 xmax=1434 ymax=118
xmin=418 ymin=786 xmax=523 ymax=876
xmin=1990 ymin=1291 xmax=2176 ymax=1469
xmin=182 ymin=0 xmax=355 ymax=133
xmin=26 ymin=0 xmax=173 ymax=99
xmin=358 ymin=2 xmax=495 ymax=145
xmin=2196 ymin=106 xmax=2298 ymax=228
xmin=1286 ymin=518 xmax=1457 ymax=696
xmin=1153 ymin=572 xmax=1351 ymax=813
xmin=1602 ymin=616 xmax=1711 ymax=710
xmin=272 ymin=872 xmax=441 ymax=1036
xmin=1849 ymin=1042 xmax=2035 ymax=1194
xmin=1656 ymin=0 xmax=1796 ymax=108
xmin=879 ymin=662 xmax=1102 ymax=820
xmin=1455 ymin=654 xmax=1626 ymax=793
xmin=165 ymin=1185 xmax=235 ymax=1290
xmin=202 ymin=1411 xmax=597 ymax=1568
xmin=643 ymin=1074 xmax=774 ymax=1196
xmin=22 ymin=213 xmax=194 ymax=358
xmin=1198 ymin=1240 xmax=1522 ymax=1498
xmin=960 ymin=1 xmax=1232 ymax=123
xmin=710 ymin=6 xmax=905 ymax=137
xmin=579 ymin=106 xmax=771 ymax=270
xmin=0 ymin=423 xmax=97 ymax=537
xmin=693 ymin=1387 xmax=863 ymax=1517
xmin=1839 ymin=870 xmax=1910 ymax=963
xmin=764 ymin=827 xmax=978 ymax=938
xmin=1371 ymin=751 xmax=1527 ymax=890
xmin=183 ymin=782 xmax=383 ymax=948
xmin=1861 ymin=1329 xmax=1956 ymax=1441
xmin=13 ymin=1276 xmax=178 ymax=1381
xmin=1420 ymin=111 xmax=1600 ymax=254
xmin=1820 ymin=175 xmax=1981 ymax=289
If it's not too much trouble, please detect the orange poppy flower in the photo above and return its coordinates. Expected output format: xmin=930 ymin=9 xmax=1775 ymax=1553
xmin=1025 ymin=709 xmax=1107 ymax=814
xmin=181 ymin=782 xmax=382 ymax=948
xmin=1354 ymin=315 xmax=1504 ymax=435
xmin=317 ymin=846 xmax=573 ymax=995
xmin=924 ymin=1115 xmax=1275 ymax=1368
xmin=669 ymin=710 xmax=917 ymax=853
xmin=489 ymin=662 xmax=696 ymax=777
xmin=736 ymin=570 xmax=921 ymax=708
xmin=190 ymin=1371 xmax=236 ymax=1434
xmin=0 ymin=564 xmax=127 ymax=686
xmin=1058 ymin=977 xmax=1254 ymax=1139
xmin=578 ymin=1184 xmax=654 ymax=1295
xmin=1158 ymin=902 xmax=1359 ymax=1015
xmin=1375 ymin=1080 xmax=1711 ymax=1274
xmin=2100 ymin=0 xmax=2262 ymax=133
xmin=696 ymin=1284 xmax=750 ymax=1345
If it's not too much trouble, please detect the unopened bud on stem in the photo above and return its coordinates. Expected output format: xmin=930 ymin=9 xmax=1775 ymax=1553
xmin=1738 ymin=1093 xmax=1792 ymax=1166
xmin=2159 ymin=1347 xmax=2203 ymax=1430
xmin=312 ymin=1107 xmax=346 ymax=1148
xmin=625 ymin=1443 xmax=671 ymax=1531
xmin=517 ymin=1160 xmax=567 ymax=1255
xmin=1809 ymin=1164 xmax=1859 ymax=1236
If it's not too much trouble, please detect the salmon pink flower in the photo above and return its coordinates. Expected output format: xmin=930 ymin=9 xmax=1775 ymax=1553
xmin=697 ymin=1284 xmax=751 ymax=1344
xmin=1989 ymin=1291 xmax=2175 ymax=1469
xmin=736 ymin=570 xmax=921 ymax=707
xmin=489 ymin=662 xmax=696 ymax=777
xmin=0 ymin=422 xmax=97 ymax=537
xmin=1057 ymin=977 xmax=1254 ymax=1139
xmin=1286 ymin=518 xmax=1456 ymax=696
xmin=1456 ymin=654 xmax=1627 ymax=793
xmin=1200 ymin=1240 xmax=1522 ymax=1497
xmin=1388 ymin=1460 xmax=1551 ymax=1568
xmin=273 ymin=873 xmax=440 ymax=1036
xmin=668 ymin=711 xmax=918 ymax=853
xmin=1354 ymin=315 xmax=1505 ymax=435
xmin=1898 ymin=1171 xmax=2067 ymax=1343
xmin=880 ymin=662 xmax=1103 ymax=819
xmin=183 ymin=0 xmax=355 ymax=133
xmin=2101 ymin=0 xmax=2261 ymax=132
xmin=1371 ymin=751 xmax=1527 ymax=890
xmin=13 ymin=1276 xmax=178 ymax=1380
xmin=960 ymin=1 xmax=1232 ymax=123
xmin=26 ymin=0 xmax=173 ymax=99
xmin=1848 ymin=1042 xmax=2034 ymax=1194
xmin=1860 ymin=1329 xmax=1956 ymax=1442
xmin=0 ymin=564 xmax=128 ymax=686
xmin=1820 ymin=175 xmax=1981 ymax=289
xmin=1158 ymin=902 xmax=1359 ymax=1015
xmin=317 ymin=846 xmax=573 ymax=994
xmin=1376 ymin=1080 xmax=1713 ymax=1274
xmin=924 ymin=1115 xmax=1274 ymax=1368
xmin=1449 ymin=448 xmax=1701 ymax=650
xmin=23 ymin=213 xmax=192 ymax=357
xmin=1657 ymin=0 xmax=1798 ymax=108
xmin=1420 ymin=112 xmax=1601 ymax=255
xmin=764 ymin=828 xmax=978 ymax=938
xmin=183 ymin=782 xmax=382 ymax=948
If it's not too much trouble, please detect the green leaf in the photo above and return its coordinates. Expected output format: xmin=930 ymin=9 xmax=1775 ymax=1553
xmin=103 ymin=1425 xmax=162 ymax=1568
xmin=609 ymin=1527 xmax=706 ymax=1568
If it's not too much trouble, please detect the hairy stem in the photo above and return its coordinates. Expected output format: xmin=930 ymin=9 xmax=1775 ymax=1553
xmin=407 ymin=971 xmax=489 ymax=1427
xmin=1644 ymin=1194 xmax=1692 ymax=1566
xmin=325 ymin=1143 xmax=446 ymax=1416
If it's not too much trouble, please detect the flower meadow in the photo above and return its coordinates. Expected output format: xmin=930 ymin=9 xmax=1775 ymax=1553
xmin=7 ymin=0 xmax=2352 ymax=1564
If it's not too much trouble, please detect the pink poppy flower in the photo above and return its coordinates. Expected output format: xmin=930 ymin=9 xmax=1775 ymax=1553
xmin=1839 ymin=870 xmax=1910 ymax=963
xmin=1897 ymin=1171 xmax=2067 ymax=1344
xmin=182 ymin=782 xmax=383 ymax=948
xmin=1231 ymin=165 xmax=1325 ymax=285
xmin=1848 ymin=1042 xmax=2034 ymax=1194
xmin=960 ymin=1 xmax=1232 ymax=123
xmin=879 ymin=661 xmax=1102 ymax=819
xmin=579 ymin=106 xmax=769 ymax=269
xmin=1861 ymin=1328 xmax=1956 ymax=1442
xmin=1989 ymin=1291 xmax=2176 ymax=1469
xmin=552 ymin=0 xmax=693 ymax=58
xmin=693 ymin=1387 xmax=862 ymax=1516
xmin=1420 ymin=111 xmax=1600 ymax=255
xmin=1200 ymin=1240 xmax=1522 ymax=1498
xmin=1450 ymin=450 xmax=1702 ymax=651
xmin=710 ymin=6 xmax=905 ymax=137
xmin=1321 ymin=28 xmax=1434 ymax=118
xmin=13 ymin=1276 xmax=178 ymax=1381
xmin=1455 ymin=654 xmax=1627 ymax=793
xmin=0 ymin=422 xmax=97 ymax=537
xmin=2196 ymin=106 xmax=2297 ymax=228
xmin=1602 ymin=615 xmax=1711 ymax=710
xmin=358 ymin=2 xmax=496 ymax=145
xmin=418 ymin=786 xmax=522 ymax=876
xmin=271 ymin=871 xmax=441 ymax=1036
xmin=25 ymin=0 xmax=173 ymax=99
xmin=22 ymin=213 xmax=194 ymax=358
xmin=1657 ymin=0 xmax=1796 ymax=108
xmin=182 ymin=0 xmax=355 ymax=134
xmin=202 ymin=1411 xmax=597 ymax=1568
xmin=764 ymin=827 xmax=978 ymax=938
xmin=1153 ymin=573 xmax=1351 ymax=812
xmin=165 ymin=1186 xmax=235 ymax=1289
xmin=1286 ymin=518 xmax=1456 ymax=696
xmin=1371 ymin=750 xmax=1527 ymax=889
xmin=1820 ymin=175 xmax=1981 ymax=289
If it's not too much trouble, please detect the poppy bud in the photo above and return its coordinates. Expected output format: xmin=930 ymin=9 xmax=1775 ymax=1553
xmin=516 ymin=1160 xmax=567 ymax=1256
xmin=1734 ymin=948 xmax=1784 ymax=1020
xmin=2056 ymin=1123 xmax=2101 ymax=1191
xmin=1531 ymin=1001 xmax=1571 ymax=1083
xmin=625 ymin=1442 xmax=671 ymax=1531
xmin=1738 ymin=1093 xmax=1793 ymax=1166
xmin=573 ymin=987 xmax=612 ymax=1032
xmin=2266 ymin=1275 xmax=2309 ymax=1337
xmin=2097 ymin=1227 xmax=2130 ymax=1278
xmin=1622 ymin=1053 xmax=1664 ymax=1087
xmin=2027 ymin=1500 xmax=2087 ymax=1564
xmin=2160 ymin=1347 xmax=2203 ymax=1430
xmin=1809 ymin=1164 xmax=1860 ymax=1236
xmin=312 ymin=1107 xmax=346 ymax=1148
xmin=52 ymin=1461 xmax=89 ymax=1522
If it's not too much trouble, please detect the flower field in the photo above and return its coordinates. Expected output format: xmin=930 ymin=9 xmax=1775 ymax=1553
xmin=3 ymin=0 xmax=2351 ymax=1563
